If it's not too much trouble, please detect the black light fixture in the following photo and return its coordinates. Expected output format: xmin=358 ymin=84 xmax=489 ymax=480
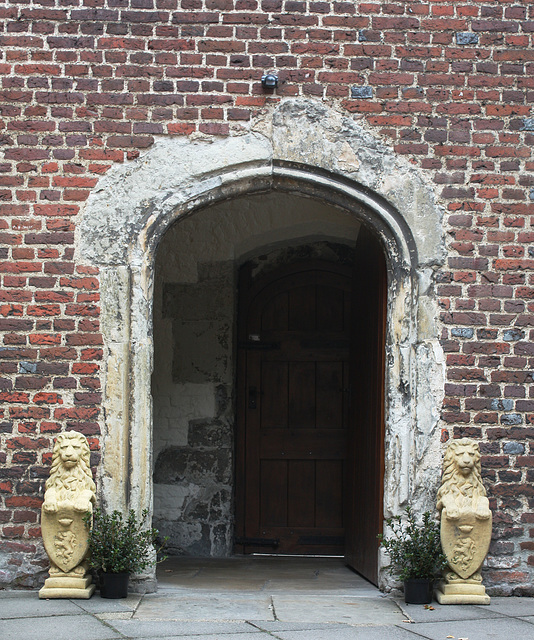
xmin=261 ymin=73 xmax=279 ymax=90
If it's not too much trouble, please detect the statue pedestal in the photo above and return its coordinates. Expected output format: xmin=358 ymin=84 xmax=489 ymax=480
xmin=39 ymin=574 xmax=95 ymax=599
xmin=435 ymin=580 xmax=490 ymax=605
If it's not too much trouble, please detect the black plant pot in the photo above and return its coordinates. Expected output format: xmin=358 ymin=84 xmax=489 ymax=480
xmin=100 ymin=571 xmax=129 ymax=599
xmin=403 ymin=578 xmax=434 ymax=604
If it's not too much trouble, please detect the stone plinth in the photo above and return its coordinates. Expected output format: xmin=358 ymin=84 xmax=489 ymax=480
xmin=39 ymin=574 xmax=95 ymax=599
xmin=435 ymin=580 xmax=490 ymax=605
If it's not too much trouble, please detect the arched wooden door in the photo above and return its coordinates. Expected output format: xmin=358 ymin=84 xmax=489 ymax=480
xmin=235 ymin=235 xmax=386 ymax=583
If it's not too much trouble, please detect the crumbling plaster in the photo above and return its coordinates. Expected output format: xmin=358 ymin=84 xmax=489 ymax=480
xmin=78 ymin=98 xmax=446 ymax=589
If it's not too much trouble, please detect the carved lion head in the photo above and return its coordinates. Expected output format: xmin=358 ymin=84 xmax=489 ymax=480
xmin=438 ymin=437 xmax=485 ymax=498
xmin=46 ymin=431 xmax=94 ymax=489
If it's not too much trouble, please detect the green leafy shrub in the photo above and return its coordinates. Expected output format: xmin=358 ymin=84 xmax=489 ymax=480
xmin=378 ymin=506 xmax=447 ymax=581
xmin=84 ymin=508 xmax=163 ymax=574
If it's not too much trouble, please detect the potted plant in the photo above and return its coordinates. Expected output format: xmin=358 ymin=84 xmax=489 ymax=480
xmin=84 ymin=508 xmax=162 ymax=598
xmin=378 ymin=506 xmax=447 ymax=604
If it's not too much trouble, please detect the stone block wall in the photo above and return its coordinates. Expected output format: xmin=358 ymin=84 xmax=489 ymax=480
xmin=153 ymin=258 xmax=235 ymax=557
xmin=0 ymin=0 xmax=533 ymax=593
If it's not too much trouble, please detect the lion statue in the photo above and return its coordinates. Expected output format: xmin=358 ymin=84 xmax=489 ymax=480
xmin=42 ymin=431 xmax=96 ymax=515
xmin=437 ymin=438 xmax=490 ymax=522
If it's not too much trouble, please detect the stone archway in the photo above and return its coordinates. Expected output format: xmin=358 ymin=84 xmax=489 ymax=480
xmin=78 ymin=98 xmax=445 ymax=590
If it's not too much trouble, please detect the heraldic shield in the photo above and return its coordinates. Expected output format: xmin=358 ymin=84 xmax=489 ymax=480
xmin=41 ymin=507 xmax=89 ymax=573
xmin=441 ymin=510 xmax=492 ymax=580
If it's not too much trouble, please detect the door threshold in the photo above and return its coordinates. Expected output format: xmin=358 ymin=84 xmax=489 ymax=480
xmin=248 ymin=553 xmax=344 ymax=558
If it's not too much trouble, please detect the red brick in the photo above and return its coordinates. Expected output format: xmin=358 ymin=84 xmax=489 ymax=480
xmin=5 ymin=496 xmax=43 ymax=508
xmin=5 ymin=437 xmax=49 ymax=450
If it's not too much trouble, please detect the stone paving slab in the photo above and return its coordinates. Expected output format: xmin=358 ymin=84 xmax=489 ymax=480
xmin=157 ymin=556 xmax=371 ymax=594
xmin=264 ymin=577 xmax=379 ymax=594
xmin=98 ymin=611 xmax=137 ymax=620
xmin=0 ymin=595 xmax=83 ymax=619
xmin=106 ymin=619 xmax=263 ymax=637
xmin=130 ymin=635 xmax=274 ymax=640
xmin=1 ymin=614 xmax=122 ymax=640
xmin=158 ymin=577 xmax=268 ymax=592
xmin=266 ymin=624 xmax=426 ymax=640
xmin=249 ymin=620 xmax=363 ymax=632
xmin=72 ymin=593 xmax=141 ymax=615
xmin=397 ymin=599 xmax=505 ymax=623
xmin=1 ymin=590 xmax=534 ymax=640
xmin=483 ymin=596 xmax=534 ymax=617
xmin=133 ymin=591 xmax=274 ymax=621
xmin=406 ymin=615 xmax=534 ymax=640
xmin=271 ymin=594 xmax=405 ymax=625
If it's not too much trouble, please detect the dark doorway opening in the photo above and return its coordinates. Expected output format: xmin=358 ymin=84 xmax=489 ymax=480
xmin=235 ymin=229 xmax=387 ymax=585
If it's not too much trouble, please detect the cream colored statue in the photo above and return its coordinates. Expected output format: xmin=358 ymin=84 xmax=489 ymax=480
xmin=435 ymin=438 xmax=492 ymax=604
xmin=39 ymin=431 xmax=96 ymax=599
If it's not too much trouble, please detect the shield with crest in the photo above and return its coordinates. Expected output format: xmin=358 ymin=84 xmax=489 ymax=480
xmin=441 ymin=511 xmax=492 ymax=580
xmin=41 ymin=506 xmax=89 ymax=573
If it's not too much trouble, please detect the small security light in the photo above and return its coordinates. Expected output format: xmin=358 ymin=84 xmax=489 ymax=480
xmin=261 ymin=73 xmax=279 ymax=90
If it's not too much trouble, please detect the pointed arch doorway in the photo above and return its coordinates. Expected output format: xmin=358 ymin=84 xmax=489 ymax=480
xmin=235 ymin=227 xmax=386 ymax=585
xmin=80 ymin=112 xmax=445 ymax=593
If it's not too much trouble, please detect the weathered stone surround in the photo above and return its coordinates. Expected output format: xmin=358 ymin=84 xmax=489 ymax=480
xmin=74 ymin=100 xmax=445 ymax=590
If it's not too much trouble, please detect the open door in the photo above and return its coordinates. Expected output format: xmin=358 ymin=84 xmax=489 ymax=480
xmin=235 ymin=235 xmax=386 ymax=578
xmin=236 ymin=261 xmax=351 ymax=556
xmin=345 ymin=227 xmax=387 ymax=585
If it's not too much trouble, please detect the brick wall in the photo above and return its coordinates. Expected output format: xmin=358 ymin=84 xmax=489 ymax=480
xmin=0 ymin=0 xmax=533 ymax=592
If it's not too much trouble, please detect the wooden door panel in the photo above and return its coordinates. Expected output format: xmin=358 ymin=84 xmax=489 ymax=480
xmin=253 ymin=528 xmax=345 ymax=555
xmin=261 ymin=291 xmax=288 ymax=331
xmin=316 ymin=460 xmax=344 ymax=529
xmin=260 ymin=429 xmax=345 ymax=459
xmin=316 ymin=361 xmax=344 ymax=428
xmin=260 ymin=460 xmax=287 ymax=527
xmin=345 ymin=228 xmax=387 ymax=585
xmin=261 ymin=361 xmax=288 ymax=428
xmin=289 ymin=285 xmax=316 ymax=331
xmin=237 ymin=261 xmax=360 ymax=557
xmin=288 ymin=361 xmax=316 ymax=428
xmin=288 ymin=460 xmax=316 ymax=528
xmin=316 ymin=285 xmax=345 ymax=331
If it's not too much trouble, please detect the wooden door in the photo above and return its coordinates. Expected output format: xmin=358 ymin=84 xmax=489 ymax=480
xmin=236 ymin=261 xmax=351 ymax=555
xmin=345 ymin=227 xmax=387 ymax=585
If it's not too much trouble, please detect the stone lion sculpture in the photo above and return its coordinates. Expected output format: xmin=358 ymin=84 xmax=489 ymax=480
xmin=435 ymin=438 xmax=492 ymax=604
xmin=40 ymin=431 xmax=97 ymax=597
xmin=42 ymin=431 xmax=96 ymax=515
xmin=436 ymin=438 xmax=490 ymax=522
